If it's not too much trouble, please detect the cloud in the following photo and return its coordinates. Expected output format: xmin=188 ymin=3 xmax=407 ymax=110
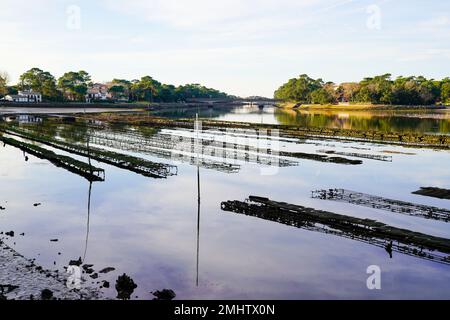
xmin=419 ymin=15 xmax=450 ymax=28
xmin=103 ymin=0 xmax=324 ymax=28
xmin=396 ymin=48 xmax=450 ymax=62
xmin=1 ymin=0 xmax=449 ymax=96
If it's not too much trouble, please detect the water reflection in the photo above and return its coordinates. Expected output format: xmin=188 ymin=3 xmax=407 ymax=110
xmin=1 ymin=114 xmax=450 ymax=299
xmin=274 ymin=109 xmax=450 ymax=134
xmin=150 ymin=105 xmax=450 ymax=134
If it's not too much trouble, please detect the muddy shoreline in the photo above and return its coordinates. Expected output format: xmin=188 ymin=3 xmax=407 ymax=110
xmin=0 ymin=240 xmax=101 ymax=300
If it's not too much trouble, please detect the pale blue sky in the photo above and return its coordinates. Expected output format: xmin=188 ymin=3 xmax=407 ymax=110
xmin=1 ymin=0 xmax=449 ymax=97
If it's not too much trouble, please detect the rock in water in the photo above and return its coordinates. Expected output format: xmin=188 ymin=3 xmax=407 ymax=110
xmin=41 ymin=289 xmax=53 ymax=300
xmin=68 ymin=257 xmax=83 ymax=266
xmin=115 ymin=274 xmax=137 ymax=300
xmin=99 ymin=267 xmax=115 ymax=274
xmin=152 ymin=289 xmax=176 ymax=300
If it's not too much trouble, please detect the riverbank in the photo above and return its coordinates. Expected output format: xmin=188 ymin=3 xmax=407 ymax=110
xmin=277 ymin=102 xmax=449 ymax=111
xmin=0 ymin=240 xmax=101 ymax=300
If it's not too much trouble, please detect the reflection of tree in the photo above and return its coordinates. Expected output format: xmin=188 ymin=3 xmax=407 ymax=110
xmin=274 ymin=109 xmax=450 ymax=134
xmin=153 ymin=105 xmax=235 ymax=119
xmin=26 ymin=120 xmax=90 ymax=144
xmin=23 ymin=120 xmax=58 ymax=138
xmin=134 ymin=125 xmax=159 ymax=138
xmin=58 ymin=123 xmax=89 ymax=144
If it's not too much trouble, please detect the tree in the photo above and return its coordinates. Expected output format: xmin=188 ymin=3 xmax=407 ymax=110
xmin=0 ymin=71 xmax=9 ymax=97
xmin=441 ymin=78 xmax=450 ymax=104
xmin=336 ymin=82 xmax=360 ymax=102
xmin=310 ymin=86 xmax=336 ymax=104
xmin=57 ymin=71 xmax=91 ymax=101
xmin=19 ymin=68 xmax=58 ymax=100
xmin=159 ymin=84 xmax=177 ymax=102
xmin=130 ymin=76 xmax=161 ymax=102
xmin=275 ymin=73 xmax=449 ymax=106
xmin=175 ymin=84 xmax=227 ymax=101
xmin=274 ymin=74 xmax=324 ymax=103
xmin=356 ymin=74 xmax=393 ymax=104
xmin=108 ymin=85 xmax=125 ymax=100
xmin=7 ymin=85 xmax=18 ymax=95
xmin=126 ymin=77 xmax=229 ymax=103
xmin=110 ymin=79 xmax=132 ymax=101
xmin=416 ymin=77 xmax=440 ymax=105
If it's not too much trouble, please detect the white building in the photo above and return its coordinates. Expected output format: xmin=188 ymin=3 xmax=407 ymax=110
xmin=86 ymin=83 xmax=111 ymax=102
xmin=4 ymin=90 xmax=42 ymax=103
xmin=4 ymin=95 xmax=29 ymax=102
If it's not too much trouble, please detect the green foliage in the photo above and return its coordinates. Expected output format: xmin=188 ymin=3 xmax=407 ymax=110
xmin=440 ymin=78 xmax=450 ymax=104
xmin=19 ymin=68 xmax=59 ymax=100
xmin=130 ymin=76 xmax=159 ymax=102
xmin=0 ymin=73 xmax=7 ymax=97
xmin=5 ymin=67 xmax=230 ymax=103
xmin=109 ymin=79 xmax=132 ymax=100
xmin=57 ymin=71 xmax=91 ymax=101
xmin=275 ymin=73 xmax=449 ymax=106
xmin=310 ymin=88 xmax=335 ymax=104
xmin=7 ymin=86 xmax=18 ymax=95
xmin=128 ymin=77 xmax=228 ymax=103
xmin=274 ymin=74 xmax=324 ymax=102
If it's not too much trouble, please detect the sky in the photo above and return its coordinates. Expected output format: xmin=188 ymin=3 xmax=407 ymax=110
xmin=0 ymin=0 xmax=449 ymax=97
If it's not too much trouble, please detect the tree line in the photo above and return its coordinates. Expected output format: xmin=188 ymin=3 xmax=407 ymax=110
xmin=0 ymin=68 xmax=230 ymax=103
xmin=274 ymin=74 xmax=450 ymax=105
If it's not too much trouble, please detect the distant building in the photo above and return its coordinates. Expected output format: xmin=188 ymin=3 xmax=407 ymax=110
xmin=4 ymin=95 xmax=28 ymax=102
xmin=86 ymin=83 xmax=112 ymax=102
xmin=3 ymin=90 xmax=42 ymax=103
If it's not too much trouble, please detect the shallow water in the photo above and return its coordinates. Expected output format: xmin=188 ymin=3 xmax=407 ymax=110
xmin=0 ymin=120 xmax=450 ymax=299
xmin=154 ymin=105 xmax=450 ymax=134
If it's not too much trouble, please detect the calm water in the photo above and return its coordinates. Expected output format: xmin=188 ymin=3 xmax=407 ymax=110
xmin=154 ymin=105 xmax=450 ymax=134
xmin=1 ymin=119 xmax=450 ymax=299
